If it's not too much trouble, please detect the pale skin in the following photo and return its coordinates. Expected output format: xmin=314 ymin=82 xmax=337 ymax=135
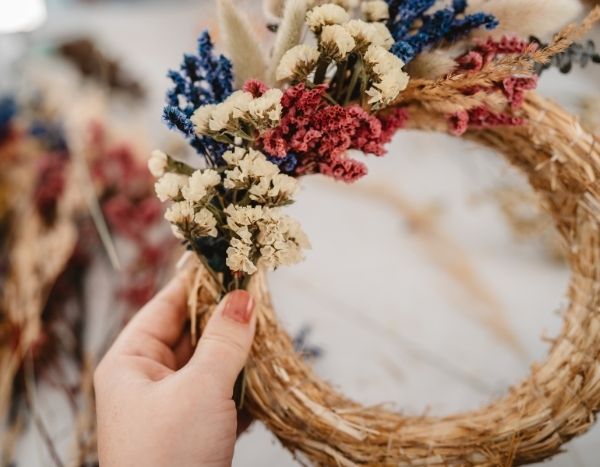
xmin=94 ymin=270 xmax=256 ymax=467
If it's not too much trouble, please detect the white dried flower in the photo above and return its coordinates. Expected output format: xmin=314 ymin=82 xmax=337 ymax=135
xmin=247 ymin=88 xmax=283 ymax=125
xmin=182 ymin=169 xmax=221 ymax=203
xmin=148 ymin=150 xmax=168 ymax=177
xmin=191 ymin=104 xmax=216 ymax=135
xmin=371 ymin=22 xmax=394 ymax=49
xmin=257 ymin=214 xmax=309 ymax=269
xmin=320 ymin=24 xmax=356 ymax=60
xmin=276 ymin=44 xmax=320 ymax=81
xmin=363 ymin=44 xmax=409 ymax=107
xmin=193 ymin=207 xmax=218 ymax=237
xmin=164 ymin=200 xmax=195 ymax=224
xmin=268 ymin=173 xmax=299 ymax=199
xmin=155 ymin=173 xmax=188 ymax=202
xmin=208 ymin=91 xmax=254 ymax=132
xmin=222 ymin=146 xmax=247 ymax=166
xmin=226 ymin=237 xmax=257 ymax=274
xmin=224 ymin=204 xmax=309 ymax=273
xmin=361 ymin=0 xmax=389 ymax=22
xmin=306 ymin=4 xmax=350 ymax=32
xmin=343 ymin=19 xmax=393 ymax=49
xmin=225 ymin=204 xmax=265 ymax=230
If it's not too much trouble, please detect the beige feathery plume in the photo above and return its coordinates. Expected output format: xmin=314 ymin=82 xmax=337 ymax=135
xmin=218 ymin=0 xmax=268 ymax=87
xmin=263 ymin=0 xmax=286 ymax=23
xmin=405 ymin=51 xmax=457 ymax=79
xmin=267 ymin=0 xmax=308 ymax=85
xmin=468 ymin=0 xmax=584 ymax=40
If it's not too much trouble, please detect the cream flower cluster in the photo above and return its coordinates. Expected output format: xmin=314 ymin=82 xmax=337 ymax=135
xmin=306 ymin=3 xmax=350 ymax=32
xmin=276 ymin=44 xmax=321 ymax=82
xmin=361 ymin=0 xmax=389 ymax=22
xmin=223 ymin=147 xmax=299 ymax=203
xmin=275 ymin=2 xmax=408 ymax=108
xmin=154 ymin=165 xmax=221 ymax=238
xmin=191 ymin=88 xmax=283 ymax=137
xmin=150 ymin=147 xmax=308 ymax=276
xmin=225 ymin=205 xmax=310 ymax=274
xmin=363 ymin=44 xmax=409 ymax=107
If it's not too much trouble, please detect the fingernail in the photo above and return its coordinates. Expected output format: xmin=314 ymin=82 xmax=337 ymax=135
xmin=222 ymin=290 xmax=254 ymax=324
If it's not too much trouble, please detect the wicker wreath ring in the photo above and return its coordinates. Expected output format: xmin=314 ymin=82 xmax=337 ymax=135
xmin=189 ymin=91 xmax=600 ymax=466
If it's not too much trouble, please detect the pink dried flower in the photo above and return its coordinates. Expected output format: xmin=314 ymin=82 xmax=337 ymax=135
xmin=242 ymin=79 xmax=269 ymax=97
xmin=259 ymin=83 xmax=404 ymax=182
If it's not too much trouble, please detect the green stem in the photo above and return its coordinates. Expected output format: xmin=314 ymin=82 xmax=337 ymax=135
xmin=313 ymin=56 xmax=330 ymax=85
xmin=344 ymin=57 xmax=362 ymax=106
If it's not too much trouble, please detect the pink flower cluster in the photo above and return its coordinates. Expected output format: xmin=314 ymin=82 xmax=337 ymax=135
xmin=450 ymin=36 xmax=539 ymax=136
xmin=256 ymin=83 xmax=407 ymax=182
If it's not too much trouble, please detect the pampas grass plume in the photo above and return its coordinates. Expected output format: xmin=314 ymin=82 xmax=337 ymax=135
xmin=468 ymin=0 xmax=584 ymax=39
xmin=268 ymin=0 xmax=308 ymax=85
xmin=218 ymin=0 xmax=268 ymax=87
xmin=406 ymin=51 xmax=458 ymax=79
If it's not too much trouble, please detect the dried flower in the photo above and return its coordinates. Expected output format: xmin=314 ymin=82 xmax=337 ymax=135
xmin=227 ymin=237 xmax=257 ymax=274
xmin=344 ymin=19 xmax=393 ymax=50
xmin=208 ymin=90 xmax=254 ymax=132
xmin=276 ymin=44 xmax=320 ymax=81
xmin=155 ymin=173 xmax=188 ymax=201
xmin=223 ymin=147 xmax=298 ymax=203
xmin=224 ymin=204 xmax=308 ymax=273
xmin=164 ymin=200 xmax=195 ymax=224
xmin=182 ymin=169 xmax=221 ymax=202
xmin=191 ymin=104 xmax=216 ymax=134
xmin=193 ymin=207 xmax=218 ymax=237
xmin=306 ymin=4 xmax=350 ymax=33
xmin=148 ymin=150 xmax=168 ymax=177
xmin=320 ymin=24 xmax=356 ymax=60
xmin=361 ymin=0 xmax=389 ymax=22
xmin=363 ymin=45 xmax=409 ymax=107
xmin=247 ymin=88 xmax=283 ymax=124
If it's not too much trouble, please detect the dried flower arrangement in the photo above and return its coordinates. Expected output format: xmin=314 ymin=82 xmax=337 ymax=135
xmin=0 ymin=93 xmax=175 ymax=465
xmin=156 ymin=0 xmax=600 ymax=466
xmin=153 ymin=0 xmax=600 ymax=465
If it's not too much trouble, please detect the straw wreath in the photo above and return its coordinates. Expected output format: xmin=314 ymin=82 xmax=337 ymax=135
xmin=152 ymin=0 xmax=600 ymax=464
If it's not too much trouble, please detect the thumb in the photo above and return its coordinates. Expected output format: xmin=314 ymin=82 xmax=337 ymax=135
xmin=185 ymin=290 xmax=256 ymax=397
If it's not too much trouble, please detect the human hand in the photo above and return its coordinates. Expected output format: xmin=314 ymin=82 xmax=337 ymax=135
xmin=94 ymin=271 xmax=256 ymax=467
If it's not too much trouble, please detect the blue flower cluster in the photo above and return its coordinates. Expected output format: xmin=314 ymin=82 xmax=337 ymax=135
xmin=0 ymin=96 xmax=17 ymax=142
xmin=386 ymin=0 xmax=498 ymax=63
xmin=163 ymin=31 xmax=234 ymax=165
xmin=267 ymin=152 xmax=298 ymax=174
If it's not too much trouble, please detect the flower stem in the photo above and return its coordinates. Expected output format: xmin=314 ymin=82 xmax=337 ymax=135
xmin=313 ymin=56 xmax=330 ymax=85
xmin=344 ymin=57 xmax=362 ymax=105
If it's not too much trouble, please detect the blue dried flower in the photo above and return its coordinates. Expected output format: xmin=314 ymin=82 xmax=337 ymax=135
xmin=386 ymin=0 xmax=498 ymax=63
xmin=162 ymin=31 xmax=234 ymax=165
xmin=268 ymin=153 xmax=299 ymax=174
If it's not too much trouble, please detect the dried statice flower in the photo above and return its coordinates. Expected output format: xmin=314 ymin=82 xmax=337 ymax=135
xmin=182 ymin=169 xmax=221 ymax=202
xmin=223 ymin=147 xmax=298 ymax=204
xmin=276 ymin=44 xmax=320 ymax=81
xmin=320 ymin=24 xmax=356 ymax=60
xmin=363 ymin=44 xmax=409 ymax=107
xmin=224 ymin=204 xmax=309 ymax=273
xmin=306 ymin=3 xmax=350 ymax=32
xmin=154 ymin=173 xmax=188 ymax=202
xmin=147 ymin=150 xmax=168 ymax=177
xmin=362 ymin=0 xmax=390 ymax=22
xmin=344 ymin=19 xmax=394 ymax=50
